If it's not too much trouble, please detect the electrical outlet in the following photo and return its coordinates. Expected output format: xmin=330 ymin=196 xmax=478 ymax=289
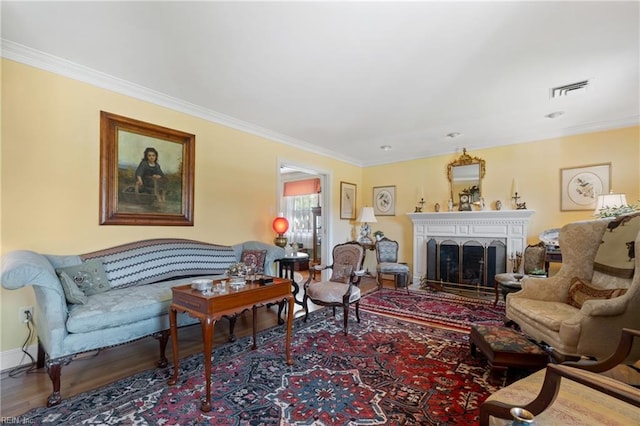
xmin=19 ymin=306 xmax=33 ymax=324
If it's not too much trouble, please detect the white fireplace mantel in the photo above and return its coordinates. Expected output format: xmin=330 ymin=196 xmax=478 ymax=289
xmin=407 ymin=210 xmax=535 ymax=283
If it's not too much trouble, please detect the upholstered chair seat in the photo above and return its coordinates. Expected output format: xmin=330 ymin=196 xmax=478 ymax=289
xmin=307 ymin=281 xmax=361 ymax=304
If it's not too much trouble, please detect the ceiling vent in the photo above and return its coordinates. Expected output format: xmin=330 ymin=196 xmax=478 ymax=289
xmin=550 ymin=80 xmax=589 ymax=98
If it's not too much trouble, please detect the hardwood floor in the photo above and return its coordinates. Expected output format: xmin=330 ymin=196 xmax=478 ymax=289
xmin=0 ymin=274 xmax=384 ymax=417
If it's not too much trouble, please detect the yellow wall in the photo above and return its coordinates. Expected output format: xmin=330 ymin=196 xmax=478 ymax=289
xmin=362 ymin=127 xmax=640 ymax=263
xmin=0 ymin=60 xmax=362 ymax=351
xmin=1 ymin=58 xmax=639 ymax=353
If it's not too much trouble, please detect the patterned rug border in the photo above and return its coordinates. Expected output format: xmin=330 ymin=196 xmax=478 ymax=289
xmin=359 ymin=288 xmax=506 ymax=332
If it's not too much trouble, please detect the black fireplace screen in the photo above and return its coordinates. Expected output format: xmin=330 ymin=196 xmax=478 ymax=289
xmin=426 ymin=238 xmax=507 ymax=291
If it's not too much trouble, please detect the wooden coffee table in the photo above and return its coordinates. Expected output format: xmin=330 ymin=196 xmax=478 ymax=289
xmin=167 ymin=277 xmax=294 ymax=412
xmin=470 ymin=325 xmax=549 ymax=384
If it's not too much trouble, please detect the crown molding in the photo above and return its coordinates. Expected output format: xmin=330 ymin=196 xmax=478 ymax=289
xmin=1 ymin=39 xmax=363 ymax=167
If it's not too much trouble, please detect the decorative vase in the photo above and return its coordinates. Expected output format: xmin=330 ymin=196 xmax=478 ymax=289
xmin=434 ymin=202 xmax=440 ymax=212
xmin=510 ymin=407 xmax=535 ymax=425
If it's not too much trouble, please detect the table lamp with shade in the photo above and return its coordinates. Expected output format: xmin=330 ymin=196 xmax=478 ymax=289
xmin=595 ymin=192 xmax=628 ymax=217
xmin=272 ymin=215 xmax=289 ymax=247
xmin=357 ymin=207 xmax=377 ymax=244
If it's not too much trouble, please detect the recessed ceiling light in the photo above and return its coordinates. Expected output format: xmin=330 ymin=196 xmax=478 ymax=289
xmin=545 ymin=111 xmax=565 ymax=119
xmin=446 ymin=132 xmax=461 ymax=138
xmin=380 ymin=145 xmax=392 ymax=151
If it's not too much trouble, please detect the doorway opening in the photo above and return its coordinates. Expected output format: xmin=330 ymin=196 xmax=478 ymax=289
xmin=277 ymin=161 xmax=331 ymax=267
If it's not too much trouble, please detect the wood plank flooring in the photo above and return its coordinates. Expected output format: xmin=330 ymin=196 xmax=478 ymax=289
xmin=0 ymin=274 xmax=384 ymax=417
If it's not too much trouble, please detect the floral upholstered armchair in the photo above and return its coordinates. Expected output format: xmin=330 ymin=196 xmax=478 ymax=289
xmin=302 ymin=241 xmax=365 ymax=335
xmin=506 ymin=213 xmax=640 ymax=361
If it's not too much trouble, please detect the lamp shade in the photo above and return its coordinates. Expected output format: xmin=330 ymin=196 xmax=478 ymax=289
xmin=595 ymin=193 xmax=627 ymax=212
xmin=272 ymin=216 xmax=289 ymax=235
xmin=357 ymin=207 xmax=377 ymax=223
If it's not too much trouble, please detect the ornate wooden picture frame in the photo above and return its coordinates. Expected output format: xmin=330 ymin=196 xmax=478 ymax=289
xmin=100 ymin=111 xmax=195 ymax=225
xmin=340 ymin=181 xmax=357 ymax=220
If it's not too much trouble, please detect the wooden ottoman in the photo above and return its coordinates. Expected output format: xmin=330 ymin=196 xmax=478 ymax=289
xmin=470 ymin=325 xmax=549 ymax=383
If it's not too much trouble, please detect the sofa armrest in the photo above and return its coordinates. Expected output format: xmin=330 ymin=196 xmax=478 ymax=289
xmin=233 ymin=241 xmax=285 ymax=276
xmin=2 ymin=250 xmax=65 ymax=293
xmin=2 ymin=250 xmax=72 ymax=357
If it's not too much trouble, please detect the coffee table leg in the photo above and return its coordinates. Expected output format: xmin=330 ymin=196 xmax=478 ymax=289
xmin=252 ymin=305 xmax=258 ymax=350
xmin=200 ymin=316 xmax=216 ymax=412
xmin=285 ymin=296 xmax=294 ymax=365
xmin=167 ymin=305 xmax=179 ymax=386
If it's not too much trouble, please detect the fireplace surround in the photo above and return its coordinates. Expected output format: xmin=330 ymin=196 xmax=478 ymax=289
xmin=407 ymin=210 xmax=535 ymax=292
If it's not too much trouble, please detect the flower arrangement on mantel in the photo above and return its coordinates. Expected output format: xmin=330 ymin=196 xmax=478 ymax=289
xmin=595 ymin=202 xmax=640 ymax=218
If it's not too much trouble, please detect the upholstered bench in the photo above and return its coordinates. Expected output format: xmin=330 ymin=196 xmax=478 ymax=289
xmin=470 ymin=325 xmax=550 ymax=383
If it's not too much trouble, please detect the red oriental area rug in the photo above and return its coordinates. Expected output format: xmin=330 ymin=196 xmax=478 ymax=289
xmin=359 ymin=288 xmax=506 ymax=331
xmin=18 ymin=309 xmax=504 ymax=425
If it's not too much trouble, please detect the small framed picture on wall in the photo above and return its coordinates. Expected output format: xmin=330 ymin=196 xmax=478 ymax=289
xmin=373 ymin=185 xmax=396 ymax=216
xmin=340 ymin=181 xmax=357 ymax=220
xmin=560 ymin=163 xmax=611 ymax=211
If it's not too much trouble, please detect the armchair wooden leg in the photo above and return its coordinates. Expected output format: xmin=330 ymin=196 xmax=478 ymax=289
xmin=343 ymin=304 xmax=349 ymax=335
xmin=355 ymin=301 xmax=361 ymax=323
xmin=303 ymin=295 xmax=309 ymax=323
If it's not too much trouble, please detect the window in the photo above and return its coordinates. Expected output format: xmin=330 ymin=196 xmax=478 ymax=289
xmin=283 ymin=194 xmax=319 ymax=250
xmin=282 ymin=178 xmax=321 ymax=251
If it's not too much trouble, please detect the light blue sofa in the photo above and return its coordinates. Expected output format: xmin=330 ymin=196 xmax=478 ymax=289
xmin=1 ymin=238 xmax=284 ymax=407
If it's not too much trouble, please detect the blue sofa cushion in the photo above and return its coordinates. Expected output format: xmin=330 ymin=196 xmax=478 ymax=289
xmin=80 ymin=239 xmax=237 ymax=289
xmin=56 ymin=259 xmax=110 ymax=305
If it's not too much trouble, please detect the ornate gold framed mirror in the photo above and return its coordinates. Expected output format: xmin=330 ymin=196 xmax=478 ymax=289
xmin=447 ymin=148 xmax=486 ymax=206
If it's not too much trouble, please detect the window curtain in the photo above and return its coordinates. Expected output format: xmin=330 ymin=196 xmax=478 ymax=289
xmin=283 ymin=178 xmax=321 ymax=197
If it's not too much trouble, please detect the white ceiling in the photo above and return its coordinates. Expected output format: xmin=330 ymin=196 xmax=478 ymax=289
xmin=2 ymin=1 xmax=639 ymax=166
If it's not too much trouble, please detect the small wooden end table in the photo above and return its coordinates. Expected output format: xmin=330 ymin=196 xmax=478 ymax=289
xmin=167 ymin=277 xmax=294 ymax=412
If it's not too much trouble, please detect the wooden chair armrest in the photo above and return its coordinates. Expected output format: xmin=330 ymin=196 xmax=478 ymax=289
xmin=480 ymin=363 xmax=640 ymax=425
xmin=564 ymin=328 xmax=640 ymax=372
xmin=480 ymin=328 xmax=640 ymax=425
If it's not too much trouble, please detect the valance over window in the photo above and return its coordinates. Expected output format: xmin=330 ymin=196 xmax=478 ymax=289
xmin=284 ymin=178 xmax=321 ymax=197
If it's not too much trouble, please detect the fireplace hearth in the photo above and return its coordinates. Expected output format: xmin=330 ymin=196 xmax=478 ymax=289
xmin=408 ymin=210 xmax=535 ymax=292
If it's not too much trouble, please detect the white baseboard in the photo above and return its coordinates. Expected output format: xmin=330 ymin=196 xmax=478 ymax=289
xmin=0 ymin=344 xmax=38 ymax=373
